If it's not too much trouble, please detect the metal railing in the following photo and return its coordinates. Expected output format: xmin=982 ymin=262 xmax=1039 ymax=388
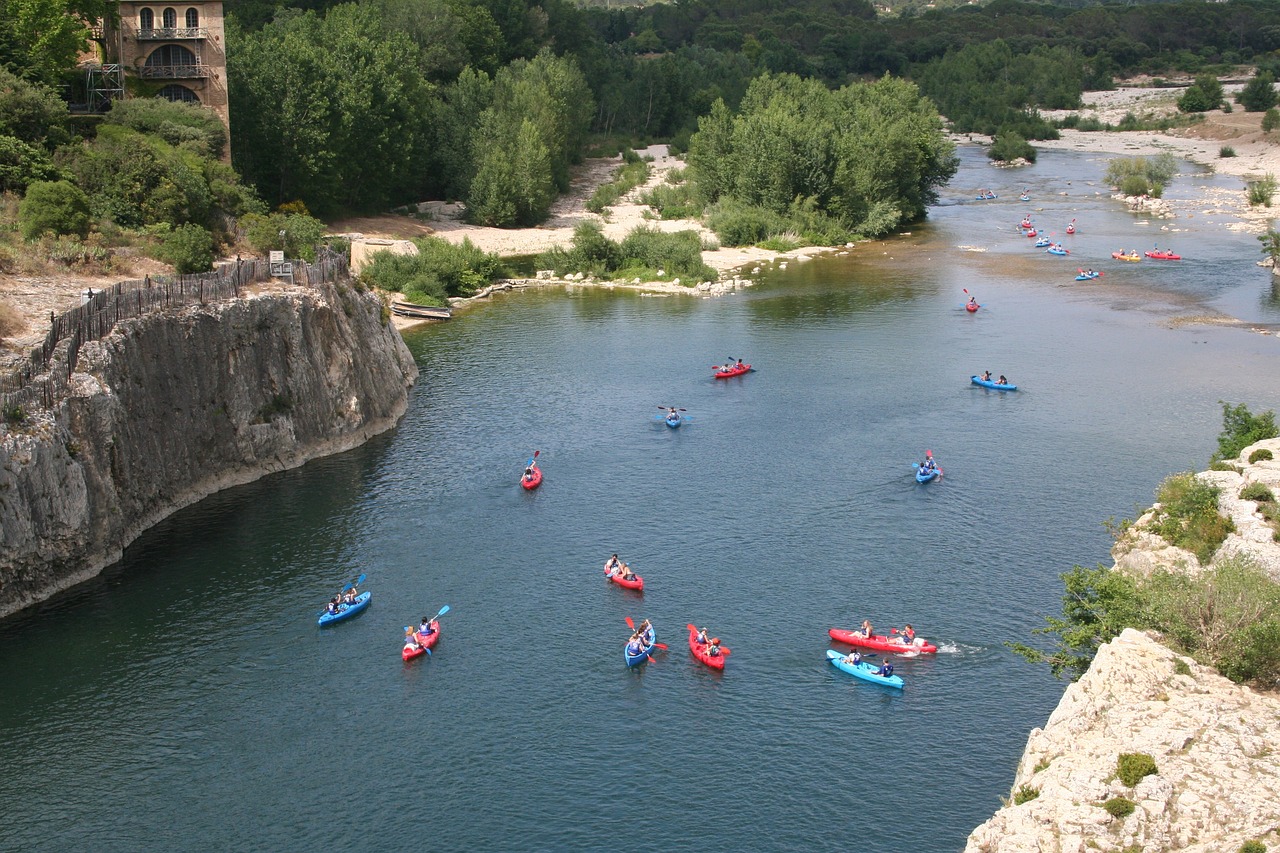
xmin=138 ymin=63 xmax=210 ymax=79
xmin=1 ymin=251 xmax=350 ymax=416
xmin=136 ymin=27 xmax=208 ymax=40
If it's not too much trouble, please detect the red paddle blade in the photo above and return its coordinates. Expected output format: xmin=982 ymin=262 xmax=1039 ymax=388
xmin=653 ymin=642 xmax=669 ymax=650
xmin=687 ymin=623 xmax=698 ymax=632
xmin=625 ymin=616 xmax=635 ymax=630
xmin=720 ymin=647 xmax=732 ymax=655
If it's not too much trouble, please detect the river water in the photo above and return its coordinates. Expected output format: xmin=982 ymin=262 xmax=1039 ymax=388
xmin=1 ymin=148 xmax=1276 ymax=852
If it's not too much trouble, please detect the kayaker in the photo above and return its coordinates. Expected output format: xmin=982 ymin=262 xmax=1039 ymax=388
xmin=860 ymin=619 xmax=874 ymax=639
xmin=695 ymin=627 xmax=709 ymax=644
xmin=626 ymin=633 xmax=644 ymax=657
xmin=707 ymin=638 xmax=722 ymax=657
xmin=605 ymin=554 xmax=621 ymax=574
xmin=419 ymin=616 xmax=435 ymax=636
xmin=638 ymin=619 xmax=655 ymax=646
xmin=968 ymin=296 xmax=977 ymax=308
xmin=735 ymin=358 xmax=744 ymax=368
xmin=326 ymin=599 xmax=341 ymax=615
xmin=404 ymin=627 xmax=423 ymax=651
xmin=843 ymin=650 xmax=862 ymax=665
xmin=997 ymin=375 xmax=1008 ymax=385
xmin=981 ymin=370 xmax=992 ymax=381
xmin=893 ymin=625 xmax=917 ymax=646
xmin=523 ymin=463 xmax=538 ymax=481
xmin=619 ymin=563 xmax=636 ymax=581
xmin=876 ymin=662 xmax=894 ymax=677
xmin=342 ymin=584 xmax=358 ymax=605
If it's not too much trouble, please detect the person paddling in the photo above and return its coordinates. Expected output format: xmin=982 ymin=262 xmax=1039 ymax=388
xmin=706 ymin=637 xmax=722 ymax=657
xmin=981 ymin=370 xmax=992 ymax=381
xmin=605 ymin=554 xmax=622 ymax=575
xmin=876 ymin=661 xmax=894 ymax=678
xmin=997 ymin=375 xmax=1008 ymax=386
xmin=843 ymin=650 xmax=863 ymax=665
xmin=892 ymin=624 xmax=918 ymax=646
xmin=418 ymin=616 xmax=436 ymax=636
xmin=695 ymin=627 xmax=709 ymax=645
xmin=404 ymin=626 xmax=424 ymax=651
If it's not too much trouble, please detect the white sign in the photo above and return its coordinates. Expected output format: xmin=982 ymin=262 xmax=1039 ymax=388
xmin=269 ymin=250 xmax=284 ymax=264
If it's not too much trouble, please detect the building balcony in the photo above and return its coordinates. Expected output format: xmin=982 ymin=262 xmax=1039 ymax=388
xmin=136 ymin=27 xmax=208 ymax=40
xmin=138 ymin=64 xmax=210 ymax=79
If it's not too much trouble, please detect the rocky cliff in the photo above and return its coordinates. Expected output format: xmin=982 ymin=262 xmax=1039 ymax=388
xmin=967 ymin=439 xmax=1280 ymax=853
xmin=0 ymin=281 xmax=417 ymax=618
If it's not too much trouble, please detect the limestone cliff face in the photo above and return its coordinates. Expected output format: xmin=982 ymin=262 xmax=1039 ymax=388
xmin=0 ymin=282 xmax=417 ymax=618
xmin=965 ymin=630 xmax=1280 ymax=853
xmin=967 ymin=440 xmax=1280 ymax=853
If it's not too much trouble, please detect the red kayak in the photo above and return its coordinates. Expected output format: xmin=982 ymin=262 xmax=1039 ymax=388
xmin=402 ymin=621 xmax=441 ymax=661
xmin=1145 ymin=250 xmax=1181 ymax=260
xmin=714 ymin=363 xmax=751 ymax=378
xmin=605 ymin=567 xmax=643 ymax=591
xmin=965 ymin=303 xmax=978 ymax=313
xmin=521 ymin=467 xmax=542 ymax=490
xmin=688 ymin=628 xmax=726 ymax=670
xmin=828 ymin=628 xmax=937 ymax=654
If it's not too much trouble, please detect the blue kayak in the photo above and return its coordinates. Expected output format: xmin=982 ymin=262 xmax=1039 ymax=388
xmin=826 ymin=649 xmax=904 ymax=689
xmin=971 ymin=375 xmax=1018 ymax=392
xmin=625 ymin=640 xmax=655 ymax=667
xmin=665 ymin=415 xmax=681 ymax=428
xmin=317 ymin=591 xmax=371 ymax=627
xmin=915 ymin=466 xmax=939 ymax=483
xmin=1074 ymin=273 xmax=1100 ymax=281
xmin=1046 ymin=247 xmax=1068 ymax=256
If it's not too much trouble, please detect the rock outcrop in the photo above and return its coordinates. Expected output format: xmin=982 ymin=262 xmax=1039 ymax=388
xmin=0 ymin=280 xmax=417 ymax=618
xmin=965 ymin=629 xmax=1280 ymax=853
xmin=968 ymin=439 xmax=1280 ymax=852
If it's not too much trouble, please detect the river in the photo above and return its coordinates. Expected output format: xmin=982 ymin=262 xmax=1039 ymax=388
xmin=0 ymin=148 xmax=1276 ymax=852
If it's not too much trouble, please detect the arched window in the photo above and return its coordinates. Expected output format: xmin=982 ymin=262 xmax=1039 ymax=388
xmin=162 ymin=7 xmax=177 ymax=27
xmin=159 ymin=84 xmax=200 ymax=104
xmin=185 ymin=7 xmax=199 ymax=27
xmin=139 ymin=8 xmax=154 ymax=29
xmin=146 ymin=44 xmax=198 ymax=71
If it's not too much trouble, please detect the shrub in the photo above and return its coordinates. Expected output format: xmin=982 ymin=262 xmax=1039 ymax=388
xmin=1248 ymin=174 xmax=1278 ymax=207
xmin=159 ymin=223 xmax=214 ymax=273
xmin=1116 ymin=753 xmax=1158 ymax=787
xmin=640 ymin=182 xmax=705 ymax=221
xmin=1106 ymin=154 xmax=1178 ymax=197
xmin=1173 ymin=657 xmax=1192 ymax=676
xmin=1102 ymin=797 xmax=1136 ymax=819
xmin=1240 ymin=841 xmax=1267 ymax=853
xmin=1249 ymin=448 xmax=1274 ymax=463
xmin=989 ymin=132 xmax=1036 ymax=163
xmin=18 ymin=180 xmax=90 ymax=239
xmin=1220 ymin=146 xmax=1237 ymax=158
xmin=1265 ymin=110 xmax=1280 ymax=133
xmin=617 ymin=227 xmax=716 ymax=281
xmin=1151 ymin=473 xmax=1234 ymax=563
xmin=0 ymin=135 xmax=62 ymax=193
xmin=1241 ymin=483 xmax=1276 ymax=503
xmin=1215 ymin=402 xmax=1279 ymax=462
xmin=360 ymin=236 xmax=500 ymax=305
xmin=102 ymin=98 xmax=228 ymax=159
xmin=1013 ymin=785 xmax=1040 ymax=805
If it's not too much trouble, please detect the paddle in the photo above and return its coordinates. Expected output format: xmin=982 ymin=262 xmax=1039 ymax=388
xmin=525 ymin=449 xmax=540 ymax=468
xmin=403 ymin=626 xmax=432 ymax=655
xmin=657 ymin=406 xmax=687 ymax=412
xmin=317 ymin=572 xmax=367 ymax=615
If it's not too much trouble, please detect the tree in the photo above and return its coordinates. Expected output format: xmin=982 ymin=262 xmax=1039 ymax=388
xmin=18 ymin=180 xmax=90 ymax=239
xmin=1263 ymin=108 xmax=1280 ymax=133
xmin=1237 ymin=70 xmax=1277 ymax=112
xmin=0 ymin=0 xmax=113 ymax=85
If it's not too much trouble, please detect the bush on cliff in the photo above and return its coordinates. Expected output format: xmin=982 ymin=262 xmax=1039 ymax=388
xmin=1249 ymin=448 xmax=1274 ymax=463
xmin=1214 ymin=401 xmax=1278 ymax=463
xmin=1150 ymin=472 xmax=1234 ymax=564
xmin=1014 ymin=556 xmax=1280 ymax=685
xmin=241 ymin=212 xmax=326 ymax=263
xmin=1102 ymin=797 xmax=1135 ymax=819
xmin=1116 ymin=753 xmax=1157 ymax=787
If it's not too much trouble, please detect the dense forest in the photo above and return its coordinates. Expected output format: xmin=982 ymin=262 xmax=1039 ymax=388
xmin=5 ymin=0 xmax=1280 ymax=279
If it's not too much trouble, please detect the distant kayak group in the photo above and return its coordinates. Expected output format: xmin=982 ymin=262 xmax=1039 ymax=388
xmin=1005 ymin=193 xmax=1186 ymax=279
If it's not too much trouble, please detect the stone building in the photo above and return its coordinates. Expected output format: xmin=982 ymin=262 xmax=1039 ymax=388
xmin=88 ymin=1 xmax=230 ymax=149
